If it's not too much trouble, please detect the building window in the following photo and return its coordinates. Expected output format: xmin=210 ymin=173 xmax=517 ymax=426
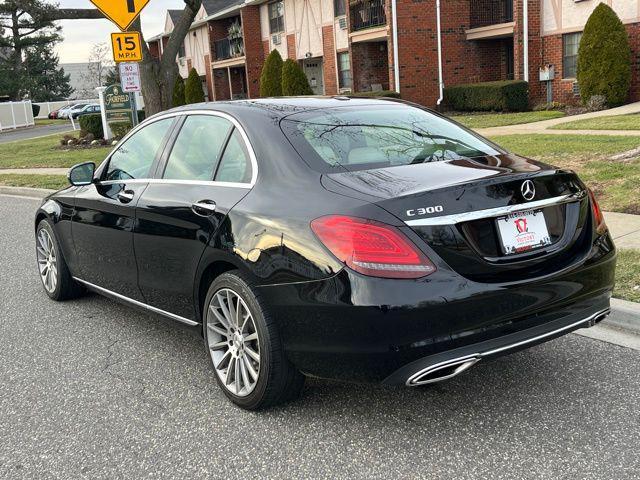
xmin=337 ymin=52 xmax=352 ymax=89
xmin=334 ymin=0 xmax=346 ymax=17
xmin=269 ymin=1 xmax=284 ymax=34
xmin=562 ymin=32 xmax=582 ymax=79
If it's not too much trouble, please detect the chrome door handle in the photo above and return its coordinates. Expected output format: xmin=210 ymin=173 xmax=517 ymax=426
xmin=117 ymin=190 xmax=135 ymax=204
xmin=192 ymin=200 xmax=217 ymax=217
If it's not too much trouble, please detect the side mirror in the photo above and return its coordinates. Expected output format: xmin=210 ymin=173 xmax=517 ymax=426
xmin=68 ymin=162 xmax=95 ymax=186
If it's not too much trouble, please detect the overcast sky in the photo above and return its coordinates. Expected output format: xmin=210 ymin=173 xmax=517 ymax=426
xmin=55 ymin=0 xmax=185 ymax=64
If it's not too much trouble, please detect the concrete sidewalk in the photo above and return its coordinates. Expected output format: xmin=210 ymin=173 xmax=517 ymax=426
xmin=604 ymin=212 xmax=640 ymax=249
xmin=0 ymin=167 xmax=68 ymax=175
xmin=477 ymin=101 xmax=640 ymax=137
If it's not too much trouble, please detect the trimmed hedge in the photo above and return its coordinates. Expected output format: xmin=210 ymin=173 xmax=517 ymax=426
xmin=281 ymin=59 xmax=313 ymax=95
xmin=79 ymin=114 xmax=104 ymax=139
xmin=185 ymin=68 xmax=205 ymax=104
xmin=443 ymin=80 xmax=529 ymax=112
xmin=259 ymin=49 xmax=283 ymax=97
xmin=173 ymin=76 xmax=186 ymax=107
xmin=110 ymin=122 xmax=132 ymax=140
xmin=577 ymin=3 xmax=631 ymax=107
xmin=347 ymin=90 xmax=401 ymax=99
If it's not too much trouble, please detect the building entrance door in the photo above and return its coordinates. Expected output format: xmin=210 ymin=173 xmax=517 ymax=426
xmin=303 ymin=58 xmax=324 ymax=95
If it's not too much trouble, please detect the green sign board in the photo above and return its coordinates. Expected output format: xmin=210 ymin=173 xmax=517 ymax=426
xmin=104 ymin=84 xmax=133 ymax=123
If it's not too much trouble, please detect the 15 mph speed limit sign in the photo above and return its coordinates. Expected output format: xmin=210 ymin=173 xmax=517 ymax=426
xmin=111 ymin=32 xmax=143 ymax=63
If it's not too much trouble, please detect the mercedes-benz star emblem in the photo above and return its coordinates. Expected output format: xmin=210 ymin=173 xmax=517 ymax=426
xmin=521 ymin=180 xmax=536 ymax=201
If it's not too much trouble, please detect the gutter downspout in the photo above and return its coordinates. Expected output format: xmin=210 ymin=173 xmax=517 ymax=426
xmin=523 ymin=0 xmax=529 ymax=82
xmin=436 ymin=0 xmax=444 ymax=105
xmin=391 ymin=0 xmax=400 ymax=93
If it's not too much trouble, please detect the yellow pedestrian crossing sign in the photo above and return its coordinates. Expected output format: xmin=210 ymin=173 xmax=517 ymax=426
xmin=89 ymin=0 xmax=152 ymax=32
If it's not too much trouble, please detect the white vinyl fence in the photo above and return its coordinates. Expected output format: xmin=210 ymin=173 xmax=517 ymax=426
xmin=0 ymin=101 xmax=35 ymax=131
xmin=34 ymin=99 xmax=100 ymax=119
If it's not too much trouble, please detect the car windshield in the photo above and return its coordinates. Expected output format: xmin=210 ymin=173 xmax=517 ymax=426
xmin=280 ymin=104 xmax=502 ymax=173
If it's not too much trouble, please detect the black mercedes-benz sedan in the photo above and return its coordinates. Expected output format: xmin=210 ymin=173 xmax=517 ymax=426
xmin=34 ymin=98 xmax=616 ymax=410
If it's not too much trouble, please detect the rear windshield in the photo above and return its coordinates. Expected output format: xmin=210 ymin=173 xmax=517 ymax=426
xmin=280 ymin=104 xmax=502 ymax=173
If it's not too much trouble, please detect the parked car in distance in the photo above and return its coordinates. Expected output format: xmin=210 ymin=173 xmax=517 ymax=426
xmin=59 ymin=104 xmax=88 ymax=119
xmin=55 ymin=105 xmax=73 ymax=119
xmin=34 ymin=98 xmax=616 ymax=411
xmin=71 ymin=104 xmax=101 ymax=119
xmin=48 ymin=109 xmax=60 ymax=120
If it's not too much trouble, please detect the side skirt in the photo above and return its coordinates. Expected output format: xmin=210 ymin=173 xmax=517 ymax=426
xmin=73 ymin=277 xmax=200 ymax=327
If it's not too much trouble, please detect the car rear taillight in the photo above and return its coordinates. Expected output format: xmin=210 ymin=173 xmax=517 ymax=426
xmin=310 ymin=215 xmax=436 ymax=279
xmin=587 ymin=188 xmax=607 ymax=234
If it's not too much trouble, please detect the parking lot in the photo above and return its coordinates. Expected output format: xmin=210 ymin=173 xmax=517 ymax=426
xmin=1 ymin=194 xmax=640 ymax=479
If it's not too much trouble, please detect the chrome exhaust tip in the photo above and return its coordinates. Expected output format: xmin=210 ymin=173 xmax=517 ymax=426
xmin=407 ymin=356 xmax=480 ymax=387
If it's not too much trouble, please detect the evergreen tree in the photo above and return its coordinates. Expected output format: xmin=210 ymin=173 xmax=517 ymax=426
xmin=281 ymin=59 xmax=313 ymax=96
xmin=173 ymin=75 xmax=186 ymax=107
xmin=104 ymin=67 xmax=120 ymax=87
xmin=23 ymin=42 xmax=73 ymax=101
xmin=259 ymin=49 xmax=283 ymax=97
xmin=184 ymin=68 xmax=205 ymax=104
xmin=577 ymin=3 xmax=631 ymax=106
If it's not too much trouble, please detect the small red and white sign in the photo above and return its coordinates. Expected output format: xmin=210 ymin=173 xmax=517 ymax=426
xmin=497 ymin=210 xmax=552 ymax=255
xmin=119 ymin=62 xmax=141 ymax=92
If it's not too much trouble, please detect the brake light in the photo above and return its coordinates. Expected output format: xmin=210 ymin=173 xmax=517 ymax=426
xmin=310 ymin=215 xmax=436 ymax=279
xmin=587 ymin=188 xmax=607 ymax=234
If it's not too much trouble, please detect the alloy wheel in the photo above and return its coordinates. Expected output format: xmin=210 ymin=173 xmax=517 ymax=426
xmin=206 ymin=288 xmax=261 ymax=397
xmin=36 ymin=228 xmax=58 ymax=294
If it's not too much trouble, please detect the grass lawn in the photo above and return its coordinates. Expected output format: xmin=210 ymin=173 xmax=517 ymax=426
xmin=0 ymin=132 xmax=111 ymax=169
xmin=0 ymin=174 xmax=68 ymax=190
xmin=615 ymin=249 xmax=640 ymax=303
xmin=550 ymin=113 xmax=640 ymax=131
xmin=35 ymin=118 xmax=68 ymax=126
xmin=488 ymin=134 xmax=640 ymax=214
xmin=449 ymin=111 xmax=565 ymax=129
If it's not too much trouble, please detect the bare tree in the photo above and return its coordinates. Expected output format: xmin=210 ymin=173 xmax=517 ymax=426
xmin=78 ymin=42 xmax=112 ymax=96
xmin=45 ymin=0 xmax=202 ymax=115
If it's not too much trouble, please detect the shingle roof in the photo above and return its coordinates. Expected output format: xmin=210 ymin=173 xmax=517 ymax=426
xmin=201 ymin=0 xmax=245 ymax=16
xmin=167 ymin=9 xmax=183 ymax=25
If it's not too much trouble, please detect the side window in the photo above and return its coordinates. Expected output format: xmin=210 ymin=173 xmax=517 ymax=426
xmin=215 ymin=129 xmax=253 ymax=184
xmin=104 ymin=118 xmax=174 ymax=181
xmin=163 ymin=115 xmax=233 ymax=181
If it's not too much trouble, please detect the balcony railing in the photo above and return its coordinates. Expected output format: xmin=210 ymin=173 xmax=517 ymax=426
xmin=470 ymin=0 xmax=513 ymax=29
xmin=350 ymin=0 xmax=386 ymax=32
xmin=213 ymin=37 xmax=244 ymax=62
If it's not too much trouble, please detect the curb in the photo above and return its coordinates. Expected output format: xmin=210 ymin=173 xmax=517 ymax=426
xmin=0 ymin=186 xmax=55 ymax=199
xmin=605 ymin=298 xmax=640 ymax=335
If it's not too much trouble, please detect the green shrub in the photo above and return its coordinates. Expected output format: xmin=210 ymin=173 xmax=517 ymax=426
xmin=185 ymin=68 xmax=205 ymax=104
xmin=281 ymin=59 xmax=313 ymax=96
xmin=173 ymin=76 xmax=186 ymax=107
xmin=443 ymin=80 xmax=529 ymax=112
xmin=109 ymin=122 xmax=132 ymax=140
xmin=259 ymin=49 xmax=283 ymax=97
xmin=577 ymin=3 xmax=631 ymax=107
xmin=79 ymin=114 xmax=104 ymax=139
xmin=347 ymin=90 xmax=401 ymax=99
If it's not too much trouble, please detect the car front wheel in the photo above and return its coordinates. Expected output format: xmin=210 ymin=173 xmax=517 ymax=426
xmin=203 ymin=271 xmax=304 ymax=410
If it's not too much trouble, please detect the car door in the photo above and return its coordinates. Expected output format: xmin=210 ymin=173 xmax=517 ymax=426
xmin=72 ymin=116 xmax=177 ymax=300
xmin=134 ymin=112 xmax=256 ymax=320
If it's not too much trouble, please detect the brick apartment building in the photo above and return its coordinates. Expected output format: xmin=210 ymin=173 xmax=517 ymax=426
xmin=147 ymin=0 xmax=640 ymax=108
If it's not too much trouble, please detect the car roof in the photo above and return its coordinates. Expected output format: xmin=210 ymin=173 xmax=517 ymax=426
xmin=155 ymin=97 xmax=408 ymax=123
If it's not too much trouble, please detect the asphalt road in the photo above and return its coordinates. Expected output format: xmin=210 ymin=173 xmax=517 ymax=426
xmin=0 ymin=123 xmax=73 ymax=144
xmin=1 ymin=194 xmax=640 ymax=480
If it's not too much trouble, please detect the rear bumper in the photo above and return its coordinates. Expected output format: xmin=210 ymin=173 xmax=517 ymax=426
xmin=256 ymin=245 xmax=616 ymax=384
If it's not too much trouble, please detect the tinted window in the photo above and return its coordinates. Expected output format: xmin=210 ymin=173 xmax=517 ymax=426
xmin=104 ymin=118 xmax=173 ymax=181
xmin=214 ymin=129 xmax=252 ymax=184
xmin=563 ymin=32 xmax=582 ymax=79
xmin=281 ymin=105 xmax=501 ymax=173
xmin=163 ymin=115 xmax=232 ymax=181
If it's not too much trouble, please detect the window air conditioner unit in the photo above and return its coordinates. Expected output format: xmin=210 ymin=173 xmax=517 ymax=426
xmin=339 ymin=17 xmax=347 ymax=30
xmin=572 ymin=81 xmax=580 ymax=97
xmin=178 ymin=58 xmax=185 ymax=66
xmin=272 ymin=34 xmax=281 ymax=45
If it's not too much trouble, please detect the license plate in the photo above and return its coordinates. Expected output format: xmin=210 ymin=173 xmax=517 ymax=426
xmin=496 ymin=209 xmax=552 ymax=255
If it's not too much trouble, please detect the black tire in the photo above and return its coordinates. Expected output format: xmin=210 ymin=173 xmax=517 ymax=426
xmin=203 ymin=271 xmax=304 ymax=410
xmin=35 ymin=219 xmax=85 ymax=301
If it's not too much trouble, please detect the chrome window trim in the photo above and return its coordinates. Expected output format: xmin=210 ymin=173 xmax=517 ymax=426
xmin=97 ymin=109 xmax=258 ymax=188
xmin=73 ymin=277 xmax=200 ymax=326
xmin=405 ymin=192 xmax=585 ymax=227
